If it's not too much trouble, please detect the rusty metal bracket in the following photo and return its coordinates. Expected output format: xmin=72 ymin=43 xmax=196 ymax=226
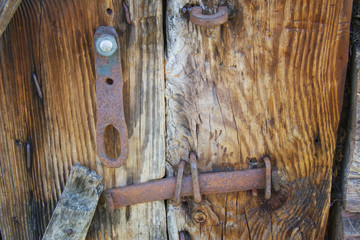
xmin=105 ymin=155 xmax=279 ymax=211
xmin=94 ymin=26 xmax=129 ymax=168
xmin=190 ymin=6 xmax=228 ymax=27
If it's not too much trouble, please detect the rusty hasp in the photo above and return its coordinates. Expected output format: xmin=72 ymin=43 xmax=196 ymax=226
xmin=105 ymin=155 xmax=280 ymax=211
xmin=190 ymin=6 xmax=228 ymax=27
xmin=94 ymin=26 xmax=129 ymax=168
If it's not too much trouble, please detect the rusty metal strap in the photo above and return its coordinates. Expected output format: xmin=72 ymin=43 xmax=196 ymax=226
xmin=94 ymin=26 xmax=129 ymax=168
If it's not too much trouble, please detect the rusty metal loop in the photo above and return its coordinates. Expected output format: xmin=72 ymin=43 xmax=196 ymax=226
xmin=189 ymin=153 xmax=202 ymax=203
xmin=94 ymin=26 xmax=129 ymax=168
xmin=173 ymin=160 xmax=186 ymax=205
xmin=263 ymin=156 xmax=272 ymax=199
xmin=190 ymin=6 xmax=228 ymax=27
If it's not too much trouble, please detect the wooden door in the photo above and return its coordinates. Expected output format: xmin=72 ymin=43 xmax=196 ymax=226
xmin=0 ymin=0 xmax=352 ymax=239
xmin=165 ymin=0 xmax=351 ymax=239
xmin=0 ymin=0 xmax=166 ymax=239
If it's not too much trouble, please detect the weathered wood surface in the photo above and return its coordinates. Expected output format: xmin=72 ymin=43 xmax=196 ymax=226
xmin=42 ymin=163 xmax=103 ymax=240
xmin=329 ymin=202 xmax=360 ymax=240
xmin=0 ymin=0 xmax=22 ymax=37
xmin=166 ymin=0 xmax=351 ymax=239
xmin=0 ymin=0 xmax=166 ymax=239
xmin=343 ymin=46 xmax=360 ymax=213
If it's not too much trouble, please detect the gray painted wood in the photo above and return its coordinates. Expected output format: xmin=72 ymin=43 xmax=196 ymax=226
xmin=0 ymin=0 xmax=22 ymax=37
xmin=343 ymin=46 xmax=360 ymax=213
xmin=42 ymin=163 xmax=103 ymax=240
xmin=329 ymin=203 xmax=360 ymax=240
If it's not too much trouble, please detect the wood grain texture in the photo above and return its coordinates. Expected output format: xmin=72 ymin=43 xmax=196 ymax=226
xmin=42 ymin=163 xmax=103 ymax=240
xmin=0 ymin=0 xmax=22 ymax=37
xmin=0 ymin=0 xmax=166 ymax=239
xmin=343 ymin=46 xmax=360 ymax=213
xmin=166 ymin=0 xmax=351 ymax=239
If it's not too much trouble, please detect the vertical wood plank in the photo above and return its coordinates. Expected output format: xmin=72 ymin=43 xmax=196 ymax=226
xmin=343 ymin=46 xmax=360 ymax=213
xmin=166 ymin=0 xmax=351 ymax=239
xmin=0 ymin=0 xmax=166 ymax=239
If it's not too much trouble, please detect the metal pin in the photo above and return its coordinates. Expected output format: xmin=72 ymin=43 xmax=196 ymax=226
xmin=173 ymin=160 xmax=186 ymax=205
xmin=26 ymin=141 xmax=32 ymax=169
xmin=123 ymin=1 xmax=131 ymax=24
xmin=189 ymin=153 xmax=201 ymax=203
xmin=32 ymin=73 xmax=43 ymax=99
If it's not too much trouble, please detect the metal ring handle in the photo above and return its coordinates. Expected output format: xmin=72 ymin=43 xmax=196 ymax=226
xmin=190 ymin=6 xmax=228 ymax=27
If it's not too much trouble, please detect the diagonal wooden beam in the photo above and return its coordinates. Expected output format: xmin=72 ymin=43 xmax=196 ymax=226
xmin=0 ymin=0 xmax=22 ymax=37
xmin=42 ymin=163 xmax=103 ymax=240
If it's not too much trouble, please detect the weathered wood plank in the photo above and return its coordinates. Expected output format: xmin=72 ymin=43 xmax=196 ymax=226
xmin=329 ymin=202 xmax=360 ymax=240
xmin=166 ymin=0 xmax=351 ymax=239
xmin=42 ymin=163 xmax=103 ymax=240
xmin=0 ymin=0 xmax=166 ymax=239
xmin=343 ymin=46 xmax=360 ymax=213
xmin=0 ymin=0 xmax=22 ymax=37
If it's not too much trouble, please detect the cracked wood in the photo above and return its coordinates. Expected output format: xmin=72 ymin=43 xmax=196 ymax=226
xmin=166 ymin=0 xmax=351 ymax=239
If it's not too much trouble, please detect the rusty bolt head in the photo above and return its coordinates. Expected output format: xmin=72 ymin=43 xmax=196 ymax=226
xmin=95 ymin=35 xmax=117 ymax=56
xmin=193 ymin=210 xmax=207 ymax=223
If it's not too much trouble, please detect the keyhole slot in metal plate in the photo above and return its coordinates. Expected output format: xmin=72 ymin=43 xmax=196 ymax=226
xmin=94 ymin=26 xmax=129 ymax=168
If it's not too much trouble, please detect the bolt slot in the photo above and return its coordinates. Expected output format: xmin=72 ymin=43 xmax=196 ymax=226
xmin=104 ymin=124 xmax=121 ymax=159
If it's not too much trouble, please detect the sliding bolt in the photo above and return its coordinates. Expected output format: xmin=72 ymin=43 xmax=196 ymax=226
xmin=95 ymin=35 xmax=117 ymax=56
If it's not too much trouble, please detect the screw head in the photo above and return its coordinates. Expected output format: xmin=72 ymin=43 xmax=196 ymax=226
xmin=193 ymin=210 xmax=207 ymax=223
xmin=95 ymin=35 xmax=117 ymax=56
xmin=66 ymin=229 xmax=73 ymax=235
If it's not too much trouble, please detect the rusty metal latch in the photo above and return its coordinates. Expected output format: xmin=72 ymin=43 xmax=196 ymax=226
xmin=94 ymin=26 xmax=129 ymax=168
xmin=105 ymin=155 xmax=280 ymax=211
